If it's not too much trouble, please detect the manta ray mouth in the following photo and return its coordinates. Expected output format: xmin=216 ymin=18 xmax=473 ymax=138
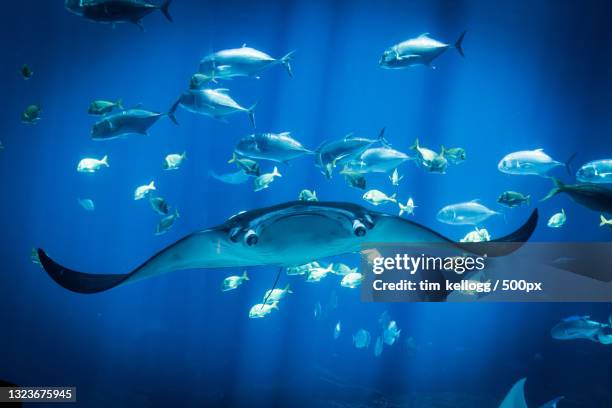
xmin=36 ymin=202 xmax=539 ymax=295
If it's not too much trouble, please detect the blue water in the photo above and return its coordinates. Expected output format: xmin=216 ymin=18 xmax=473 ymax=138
xmin=1 ymin=1 xmax=611 ymax=407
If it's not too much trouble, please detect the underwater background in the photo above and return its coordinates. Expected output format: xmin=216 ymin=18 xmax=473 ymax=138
xmin=1 ymin=0 xmax=611 ymax=406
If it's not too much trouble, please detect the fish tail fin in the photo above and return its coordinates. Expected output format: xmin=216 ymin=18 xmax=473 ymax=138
xmin=454 ymin=30 xmax=466 ymax=57
xmin=601 ymin=214 xmax=608 ymax=227
xmin=116 ymin=98 xmax=123 ymax=109
xmin=398 ymin=202 xmax=406 ymax=216
xmin=271 ymin=301 xmax=279 ymax=310
xmin=285 ymin=283 xmax=293 ymax=293
xmin=377 ymin=127 xmax=390 ymax=147
xmin=101 ymin=155 xmax=109 ymax=167
xmin=247 ymin=102 xmax=257 ymax=128
xmin=182 ymin=151 xmax=187 ymax=160
xmin=565 ymin=152 xmax=577 ymax=176
xmin=242 ymin=270 xmax=249 ymax=281
xmin=228 ymin=152 xmax=237 ymax=164
xmin=390 ymin=193 xmax=397 ymax=202
xmin=167 ymin=98 xmax=180 ymax=125
xmin=526 ymin=195 xmax=531 ymax=206
xmin=272 ymin=166 xmax=281 ymax=177
xmin=280 ymin=50 xmax=296 ymax=77
xmin=174 ymin=208 xmax=180 ymax=218
xmin=541 ymin=177 xmax=565 ymax=201
xmin=149 ymin=180 xmax=156 ymax=189
xmin=160 ymin=0 xmax=173 ymax=22
xmin=410 ymin=138 xmax=419 ymax=151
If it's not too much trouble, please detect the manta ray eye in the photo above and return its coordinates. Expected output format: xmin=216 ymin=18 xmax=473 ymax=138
xmin=352 ymin=220 xmax=367 ymax=237
xmin=244 ymin=229 xmax=258 ymax=246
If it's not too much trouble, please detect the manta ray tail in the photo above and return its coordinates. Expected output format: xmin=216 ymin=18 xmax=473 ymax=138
xmin=37 ymin=249 xmax=131 ymax=293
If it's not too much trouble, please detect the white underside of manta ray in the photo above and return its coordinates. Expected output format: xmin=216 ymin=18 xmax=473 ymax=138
xmin=37 ymin=201 xmax=539 ymax=294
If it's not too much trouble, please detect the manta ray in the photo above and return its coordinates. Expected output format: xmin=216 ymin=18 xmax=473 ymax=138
xmin=37 ymin=201 xmax=538 ymax=294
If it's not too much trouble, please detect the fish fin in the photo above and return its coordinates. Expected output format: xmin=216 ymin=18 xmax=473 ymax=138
xmin=285 ymin=283 xmax=292 ymax=293
xmin=160 ymin=0 xmax=173 ymax=22
xmin=101 ymin=155 xmax=109 ymax=167
xmin=247 ymin=102 xmax=257 ymax=128
xmin=410 ymin=138 xmax=419 ymax=150
xmin=418 ymin=32 xmax=430 ymax=38
xmin=390 ymin=193 xmax=397 ymax=202
xmin=182 ymin=151 xmax=187 ymax=160
xmin=228 ymin=152 xmax=237 ymax=164
xmin=242 ymin=270 xmax=249 ymax=281
xmin=343 ymin=132 xmax=355 ymax=140
xmin=280 ymin=50 xmax=296 ymax=77
xmin=541 ymin=178 xmax=565 ymax=201
xmin=454 ymin=31 xmax=466 ymax=57
xmin=597 ymin=333 xmax=612 ymax=345
xmin=539 ymin=396 xmax=564 ymax=408
xmin=116 ymin=98 xmax=123 ymax=110
xmin=564 ymin=152 xmax=577 ymax=176
xmin=601 ymin=214 xmax=608 ymax=227
xmin=167 ymin=98 xmax=180 ymax=125
xmin=272 ymin=166 xmax=281 ymax=177
xmin=241 ymin=43 xmax=247 ymax=47
xmin=214 ymin=88 xmax=230 ymax=93
xmin=377 ymin=127 xmax=391 ymax=147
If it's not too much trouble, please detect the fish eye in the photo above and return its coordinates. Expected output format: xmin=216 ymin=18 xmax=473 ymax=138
xmin=244 ymin=229 xmax=258 ymax=246
xmin=352 ymin=219 xmax=367 ymax=237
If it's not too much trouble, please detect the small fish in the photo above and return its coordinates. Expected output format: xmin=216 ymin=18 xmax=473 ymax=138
xmin=31 ymin=248 xmax=41 ymax=266
xmin=379 ymin=31 xmax=466 ymax=69
xmin=134 ymin=181 xmax=156 ymax=200
xmin=199 ymin=46 xmax=295 ymax=80
xmin=263 ymin=284 xmax=293 ymax=304
xmin=221 ymin=271 xmax=249 ymax=292
xmin=286 ymin=261 xmax=320 ymax=276
xmin=600 ymin=215 xmax=612 ymax=227
xmin=172 ymin=88 xmax=256 ymax=127
xmin=410 ymin=138 xmax=447 ymax=173
xmin=547 ymin=209 xmax=566 ymax=228
xmin=88 ymin=99 xmax=123 ymax=115
xmin=77 ymin=198 xmax=95 ymax=211
xmin=441 ymin=146 xmax=466 ymax=164
xmin=21 ymin=64 xmax=33 ymax=79
xmin=77 ymin=155 xmax=109 ymax=173
xmin=254 ymin=166 xmax=281 ymax=191
xmin=249 ymin=301 xmax=279 ymax=319
xmin=383 ymin=321 xmax=401 ymax=345
xmin=389 ymin=168 xmax=403 ymax=185
xmin=332 ymin=263 xmax=356 ymax=276
xmin=333 ymin=321 xmax=341 ymax=340
xmin=235 ymin=132 xmax=313 ymax=163
xmin=498 ymin=149 xmax=571 ymax=177
xmin=305 ymin=263 xmax=334 ymax=283
xmin=163 ymin=152 xmax=187 ymax=170
xmin=155 ymin=209 xmax=179 ymax=235
xmin=298 ymin=189 xmax=318 ymax=201
xmin=353 ymin=329 xmax=371 ymax=349
xmin=497 ymin=191 xmax=530 ymax=208
xmin=437 ymin=201 xmax=501 ymax=225
xmin=314 ymin=302 xmax=322 ymax=320
xmin=398 ymin=197 xmax=417 ymax=216
xmin=460 ymin=227 xmax=491 ymax=243
xmin=340 ymin=272 xmax=364 ymax=288
xmin=374 ymin=336 xmax=384 ymax=357
xmin=149 ymin=196 xmax=169 ymax=215
xmin=210 ymin=170 xmax=251 ymax=185
xmin=21 ymin=104 xmax=41 ymax=124
xmin=363 ymin=189 xmax=396 ymax=206
xmin=344 ymin=174 xmax=366 ymax=190
xmin=228 ymin=153 xmax=260 ymax=176
xmin=576 ymin=159 xmax=612 ymax=184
